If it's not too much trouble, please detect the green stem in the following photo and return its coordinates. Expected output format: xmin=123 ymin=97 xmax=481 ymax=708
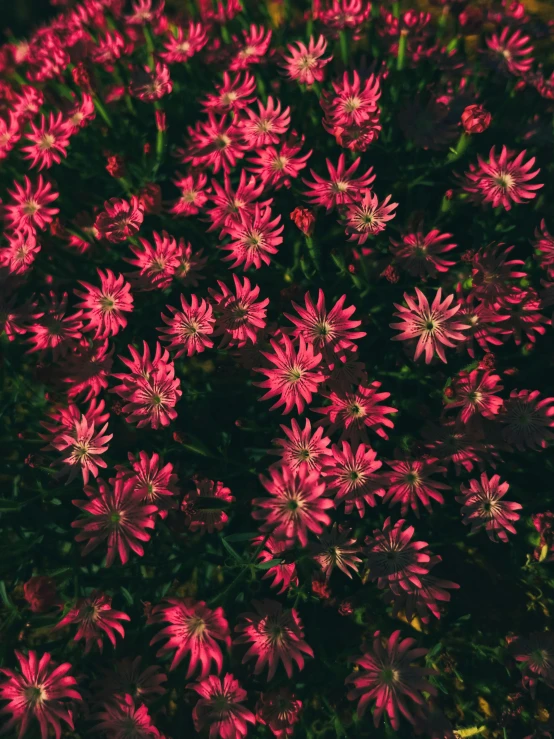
xmin=93 ymin=95 xmax=112 ymax=128
xmin=446 ymin=132 xmax=470 ymax=163
xmin=396 ymin=30 xmax=407 ymax=71
xmin=339 ymin=31 xmax=349 ymax=66
xmin=143 ymin=25 xmax=156 ymax=68
xmin=305 ymin=235 xmax=320 ymax=272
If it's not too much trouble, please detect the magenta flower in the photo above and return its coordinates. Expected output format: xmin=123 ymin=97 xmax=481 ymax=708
xmin=282 ymin=35 xmax=331 ymax=86
xmin=121 ymin=451 xmax=179 ymax=516
xmin=129 ymin=62 xmax=172 ymax=101
xmin=303 ymin=154 xmax=375 ymax=211
xmin=27 ymin=292 xmax=83 ymax=359
xmin=149 ymin=598 xmax=230 ymax=676
xmin=344 ymin=190 xmax=397 ymax=244
xmin=188 ymin=673 xmax=255 ymax=739
xmin=54 ymin=591 xmax=130 ymax=653
xmin=220 ymin=203 xmax=284 ymax=271
xmin=254 ymin=335 xmax=325 ymax=415
xmin=382 ymin=458 xmax=450 ymax=517
xmin=160 ymin=22 xmax=207 ymax=63
xmin=234 ymin=599 xmax=314 ymax=680
xmin=126 ymin=231 xmax=181 ymax=291
xmin=0 ymin=230 xmax=41 ymax=275
xmin=273 ymin=417 xmax=333 ymax=474
xmin=182 ymin=477 xmax=235 ymax=534
xmin=5 ymin=175 xmax=59 ymax=233
xmin=185 ymin=114 xmax=246 ymax=174
xmin=93 ymin=694 xmax=160 ymax=738
xmin=390 ymin=229 xmax=456 ymax=277
xmin=48 ymin=411 xmax=112 ymax=485
xmin=201 ymin=71 xmax=257 ymax=114
xmin=456 ymin=473 xmax=522 ymax=543
xmin=159 ymin=294 xmax=215 ymax=358
xmin=72 ymin=475 xmax=157 ymax=566
xmin=346 ymin=631 xmax=437 ymax=729
xmin=448 ymin=369 xmax=504 ymax=425
xmin=326 ymin=441 xmax=384 ymax=516
xmin=175 ymin=240 xmax=208 ymax=285
xmin=311 ymin=525 xmax=362 ymax=579
xmin=170 ymin=172 xmax=210 ymax=218
xmin=470 ymin=243 xmax=527 ymax=302
xmin=206 ymin=170 xmax=265 ymax=231
xmin=254 ymin=534 xmax=299 ymax=595
xmin=230 ymin=24 xmax=273 ymax=70
xmin=94 ymin=196 xmax=144 ymax=243
xmin=21 ymin=112 xmax=71 ymax=171
xmin=247 ymin=138 xmax=312 ymax=190
xmin=321 ymin=71 xmax=380 ymax=129
xmin=238 ymin=96 xmax=291 ymax=147
xmin=209 ymin=275 xmax=269 ymax=348
xmin=75 ymin=269 xmax=133 ymax=339
xmin=256 ymin=688 xmax=302 ymax=738
xmin=390 ymin=287 xmax=468 ymax=364
xmin=485 ymin=27 xmax=534 ymax=76
xmin=500 ymin=389 xmax=554 ymax=451
xmin=254 ymin=465 xmax=333 ymax=547
xmin=510 ymin=633 xmax=554 ymax=698
xmin=0 ymin=650 xmax=81 ymax=739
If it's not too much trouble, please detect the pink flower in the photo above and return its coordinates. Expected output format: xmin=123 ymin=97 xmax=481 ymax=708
xmin=54 ymin=592 xmax=130 ymax=653
xmin=93 ymin=694 xmax=160 ymax=738
xmin=238 ymin=97 xmax=291 ymax=147
xmin=461 ymin=104 xmax=491 ymax=134
xmin=94 ymin=197 xmax=144 ymax=243
xmin=130 ymin=62 xmax=172 ymax=101
xmin=175 ymin=240 xmax=208 ymax=285
xmin=320 ymin=0 xmax=371 ymax=32
xmin=390 ymin=287 xmax=469 ymax=364
xmin=321 ymin=71 xmax=380 ymax=129
xmin=201 ymin=71 xmax=257 ymax=114
xmin=21 ymin=112 xmax=71 ymax=171
xmin=185 ymin=114 xmax=246 ymax=174
xmin=326 ymin=442 xmax=384 ymax=516
xmin=534 ymin=219 xmax=554 ymax=275
xmin=346 ymin=631 xmax=437 ymax=729
xmin=389 ymin=230 xmax=457 ymax=277
xmin=456 ymin=472 xmax=522 ymax=542
xmin=461 ymin=146 xmax=543 ymax=211
xmin=27 ymin=292 xmax=83 ymax=359
xmin=364 ymin=517 xmax=431 ymax=593
xmin=72 ymin=475 xmax=157 ymax=566
xmin=285 ymin=289 xmax=366 ymax=358
xmin=170 ymin=172 xmax=210 ymax=217
xmin=485 ymin=27 xmax=534 ymax=76
xmin=234 ymin=599 xmax=314 ymax=680
xmin=314 ymin=382 xmax=397 ymax=443
xmin=159 ymin=294 xmax=215 ymax=358
xmin=220 ymin=203 xmax=284 ymax=270
xmin=254 ymin=535 xmax=298 ymax=595
xmin=75 ymin=269 xmax=134 ymax=339
xmin=0 ymin=650 xmax=81 ymax=739
xmin=303 ymin=154 xmax=375 ymax=211
xmin=126 ymin=231 xmax=181 ymax=290
xmin=0 ymin=112 xmax=21 ymax=159
xmin=447 ymin=369 xmax=504 ymax=425
xmin=188 ymin=673 xmax=255 ymax=739
xmin=65 ymin=94 xmax=95 ymax=132
xmin=5 ymin=175 xmax=59 ymax=233
xmin=255 ymin=335 xmax=325 ymax=415
xmin=0 ymin=230 xmax=41 ymax=275
xmin=121 ymin=451 xmax=179 ymax=515
xmin=273 ymin=418 xmax=332 ymax=474
xmin=161 ymin=22 xmax=208 ymax=62
xmin=206 ymin=171 xmax=266 ymax=231
xmin=230 ymin=24 xmax=273 ymax=70
xmin=23 ymin=576 xmax=59 ymax=614
xmin=312 ymin=525 xmax=362 ymax=579
xmin=344 ymin=190 xmax=397 ymax=244
xmin=470 ymin=243 xmax=526 ymax=302
xmin=93 ymin=657 xmax=166 ymax=704
xmin=282 ymin=35 xmax=332 ymax=86
xmin=48 ymin=412 xmax=112 ymax=485
xmin=149 ymin=598 xmax=230 ymax=675
xmin=253 ymin=465 xmax=333 ymax=547
xmin=182 ymin=478 xmax=235 ymax=534
xmin=500 ymin=389 xmax=554 ymax=451
xmin=256 ymin=688 xmax=302 ymax=738
xmin=510 ymin=633 xmax=554 ymax=698
xmin=247 ymin=138 xmax=312 ymax=190
xmin=209 ymin=275 xmax=269 ymax=348
xmin=382 ymin=458 xmax=450 ymax=517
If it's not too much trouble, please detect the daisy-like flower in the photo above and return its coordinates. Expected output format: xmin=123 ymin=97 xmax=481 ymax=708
xmin=390 ymin=229 xmax=457 ymax=277
xmin=447 ymin=369 xmax=504 ymax=425
xmin=326 ymin=442 xmax=384 ymax=516
xmin=382 ymin=458 xmax=450 ymax=517
xmin=230 ymin=24 xmax=273 ymax=70
xmin=0 ymin=230 xmax=41 ymax=275
xmin=0 ymin=112 xmax=21 ymax=159
xmin=91 ymin=30 xmax=125 ymax=67
xmin=93 ymin=657 xmax=166 ymax=705
xmin=390 ymin=287 xmax=469 ymax=364
xmin=321 ymin=71 xmax=380 ymax=129
xmin=221 ymin=203 xmax=284 ymax=271
xmin=364 ymin=517 xmax=431 ymax=593
xmin=0 ymin=650 xmax=81 ymax=739
xmin=510 ymin=633 xmax=554 ymax=698
xmin=72 ymin=475 xmax=157 ymax=566
xmin=65 ymin=94 xmax=95 ymax=132
xmin=303 ymin=154 xmax=375 ymax=211
xmin=126 ymin=231 xmax=181 ymax=290
xmin=470 ymin=243 xmax=527 ymax=302
xmin=182 ymin=478 xmax=235 ymax=534
xmin=161 ymin=22 xmax=208 ymax=63
xmin=422 ymin=420 xmax=490 ymax=476
xmin=148 ymin=598 xmax=230 ymax=676
xmin=500 ymin=389 xmax=554 ymax=451
xmin=311 ymin=525 xmax=362 ymax=579
xmin=48 ymin=412 xmax=112 ymax=485
xmin=126 ymin=0 xmax=164 ymax=24
xmin=344 ymin=190 xmax=397 ymax=244
xmin=185 ymin=114 xmax=246 ymax=174
xmin=130 ymin=62 xmax=172 ymax=101
xmin=253 ymin=465 xmax=333 ymax=547
xmin=346 ymin=631 xmax=437 ymax=729
xmin=170 ymin=172 xmax=210 ymax=217
xmin=74 ymin=269 xmax=133 ymax=339
xmin=54 ymin=592 xmax=130 ymax=654
xmin=247 ymin=138 xmax=312 ymax=190
xmin=94 ymin=197 xmax=144 ymax=243
xmin=272 ymin=418 xmax=332 ymax=474
xmin=500 ymin=287 xmax=548 ymax=346
xmin=27 ymin=292 xmax=83 ymax=359
xmin=12 ymin=86 xmax=43 ymax=120
xmin=456 ymin=472 xmax=522 ymax=543
xmin=285 ymin=289 xmax=366 ymax=358
xmin=62 ymin=340 xmax=114 ymax=402
xmin=238 ymin=97 xmax=291 ymax=147
xmin=159 ymin=295 xmax=215 ymax=358
xmin=121 ymin=451 xmax=179 ymax=516
xmin=314 ymin=382 xmax=397 ymax=443
xmin=255 ymin=535 xmax=299 ymax=595
xmin=5 ymin=175 xmax=59 ymax=233
xmin=256 ymin=688 xmax=302 ymax=739
xmin=21 ymin=112 xmax=71 ymax=171
xmin=485 ymin=27 xmax=534 ymax=76
xmin=206 ymin=171 xmax=266 ymax=231
xmin=254 ymin=335 xmax=325 ymax=415
xmin=282 ymin=35 xmax=332 ymax=86
xmin=93 ymin=694 xmax=160 ymax=738
xmin=461 ymin=146 xmax=543 ymax=211
xmin=175 ymin=240 xmax=208 ymax=285
xmin=456 ymin=290 xmax=510 ymax=358
xmin=234 ymin=599 xmax=314 ymax=680
xmin=534 ymin=219 xmax=554 ymax=275
xmin=201 ymin=71 xmax=257 ymax=114
xmin=209 ymin=275 xmax=269 ymax=348
xmin=188 ymin=673 xmax=255 ymax=739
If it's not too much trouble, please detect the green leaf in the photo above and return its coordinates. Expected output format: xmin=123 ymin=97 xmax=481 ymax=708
xmin=0 ymin=498 xmax=21 ymax=512
xmin=121 ymin=587 xmax=134 ymax=605
xmin=0 ymin=581 xmax=13 ymax=608
xmin=221 ymin=538 xmax=244 ymax=563
xmin=256 ymin=559 xmax=282 ymax=570
xmin=224 ymin=533 xmax=258 ymax=543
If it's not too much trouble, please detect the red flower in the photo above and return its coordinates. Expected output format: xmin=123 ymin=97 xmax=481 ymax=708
xmin=210 ymin=275 xmax=269 ymax=348
xmin=185 ymin=114 xmax=246 ymax=174
xmin=344 ymin=190 xmax=397 ymax=244
xmin=94 ymin=197 xmax=144 ymax=243
xmin=500 ymin=389 xmax=554 ymax=451
xmin=93 ymin=694 xmax=160 ymax=738
xmin=253 ymin=465 xmax=333 ymax=547
xmin=234 ymin=599 xmax=314 ymax=680
xmin=461 ymin=104 xmax=491 ymax=134
xmin=75 ymin=269 xmax=134 ymax=339
xmin=456 ymin=472 xmax=522 ymax=543
xmin=485 ymin=27 xmax=534 ymax=76
xmin=188 ymin=673 xmax=255 ymax=739
xmin=0 ymin=651 xmax=81 ymax=739
xmin=159 ymin=294 xmax=215 ymax=358
xmin=105 ymin=154 xmax=126 ymax=179
xmin=170 ymin=172 xmax=210 ymax=217
xmin=126 ymin=231 xmax=181 ymax=290
xmin=121 ymin=451 xmax=179 ymax=516
xmin=382 ymin=458 xmax=450 ymax=517
xmin=130 ymin=62 xmax=172 ymax=101
xmin=21 ymin=112 xmax=71 ymax=171
xmin=54 ymin=592 xmax=130 ymax=654
xmin=312 ymin=525 xmax=362 ymax=579
xmin=346 ymin=631 xmax=437 ymax=729
xmin=448 ymin=369 xmax=504 ymax=425
xmin=72 ymin=475 xmax=157 ymax=566
xmin=220 ymin=203 xmax=284 ymax=271
xmin=326 ymin=441 xmax=384 ymax=516
xmin=23 ymin=576 xmax=59 ymax=613
xmin=230 ymin=24 xmax=273 ymax=70
xmin=321 ymin=71 xmax=380 ymax=129
xmin=238 ymin=97 xmax=291 ymax=147
xmin=0 ymin=231 xmax=41 ymax=275
xmin=248 ymin=139 xmax=312 ymax=190
xmin=290 ymin=206 xmax=316 ymax=236
xmin=201 ymin=71 xmax=257 ymax=114
xmin=273 ymin=417 xmax=332 ymax=474
xmin=282 ymin=35 xmax=332 ymax=86
xmin=161 ymin=22 xmax=208 ymax=63
xmin=207 ymin=171 xmax=265 ymax=231
xmin=389 ymin=230 xmax=457 ymax=277
xmin=148 ymin=598 xmax=230 ymax=675
xmin=182 ymin=478 xmax=235 ymax=534
xmin=0 ymin=112 xmax=21 ymax=159
xmin=256 ymin=688 xmax=302 ymax=738
xmin=254 ymin=535 xmax=298 ymax=595
xmin=303 ymin=154 xmax=375 ymax=211
xmin=5 ymin=175 xmax=59 ymax=233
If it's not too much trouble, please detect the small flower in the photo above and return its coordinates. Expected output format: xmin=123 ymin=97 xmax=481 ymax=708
xmin=447 ymin=369 xmax=504 ymax=425
xmin=325 ymin=442 xmax=384 ymax=516
xmin=500 ymin=389 xmax=554 ymax=451
xmin=159 ymin=295 xmax=215 ymax=358
xmin=485 ymin=27 xmax=534 ymax=76
xmin=311 ymin=525 xmax=362 ymax=579
xmin=0 ymin=230 xmax=41 ymax=275
xmin=230 ymin=24 xmax=273 ymax=70
xmin=48 ymin=412 xmax=112 ymax=485
xmin=221 ymin=203 xmax=284 ymax=271
xmin=234 ymin=599 xmax=314 ymax=680
xmin=254 ymin=535 xmax=298 ymax=595
xmin=344 ymin=190 xmax=397 ymax=244
xmin=389 ymin=230 xmax=457 ymax=278
xmin=346 ymin=631 xmax=437 ymax=729
xmin=188 ymin=673 xmax=255 ymax=739
xmin=27 ymin=292 xmax=83 ymax=359
xmin=272 ymin=418 xmax=333 ymax=474
xmin=93 ymin=657 xmax=166 ymax=704
xmin=201 ymin=71 xmax=257 ymax=114
xmin=161 ymin=22 xmax=208 ymax=63
xmin=182 ymin=478 xmax=235 ymax=534
xmin=456 ymin=472 xmax=522 ymax=542
xmin=510 ymin=633 xmax=554 ymax=698
xmin=126 ymin=231 xmax=181 ymax=290
xmin=75 ymin=269 xmax=134 ymax=339
xmin=303 ymin=154 xmax=375 ymax=211
xmin=170 ymin=172 xmax=210 ymax=217
xmin=248 ymin=138 xmax=312 ymax=190
xmin=21 ymin=112 xmax=71 ymax=171
xmin=5 ymin=175 xmax=59 ymax=233
xmin=461 ymin=104 xmax=491 ymax=134
xmin=149 ymin=598 xmax=230 ymax=676
xmin=206 ymin=170 xmax=265 ymax=231
xmin=93 ymin=694 xmax=161 ymax=738
xmin=209 ymin=275 xmax=269 ymax=348
xmin=54 ymin=592 xmax=130 ymax=654
xmin=282 ymin=35 xmax=332 ymax=86
xmin=185 ymin=114 xmax=246 ymax=174
xmin=23 ymin=576 xmax=59 ymax=613
xmin=130 ymin=62 xmax=172 ymax=101
xmin=238 ymin=97 xmax=291 ymax=147
xmin=94 ymin=197 xmax=144 ymax=243
xmin=382 ymin=458 xmax=450 ymax=517
xmin=290 ymin=206 xmax=315 ymax=236
xmin=122 ymin=451 xmax=179 ymax=516
xmin=256 ymin=688 xmax=302 ymax=739
xmin=175 ymin=240 xmax=208 ymax=285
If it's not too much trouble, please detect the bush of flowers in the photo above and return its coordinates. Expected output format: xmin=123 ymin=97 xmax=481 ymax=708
xmin=1 ymin=0 xmax=554 ymax=736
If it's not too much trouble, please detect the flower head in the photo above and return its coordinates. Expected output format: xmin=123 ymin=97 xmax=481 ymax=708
xmin=389 ymin=230 xmax=456 ymax=278
xmin=315 ymin=382 xmax=397 ymax=443
xmin=344 ymin=190 xmax=397 ymax=244
xmin=303 ymin=154 xmax=375 ymax=211
xmin=256 ymin=688 xmax=302 ymax=739
xmin=209 ymin=275 xmax=269 ymax=348
xmin=22 ymin=112 xmax=71 ymax=171
xmin=94 ymin=197 xmax=144 ymax=243
xmin=188 ymin=673 xmax=255 ymax=739
xmin=273 ymin=418 xmax=332 ymax=474
xmin=500 ymin=389 xmax=554 ymax=451
xmin=5 ymin=175 xmax=59 ymax=233
xmin=54 ymin=592 xmax=130 ymax=654
xmin=93 ymin=694 xmax=161 ymax=738
xmin=456 ymin=473 xmax=521 ymax=542
xmin=282 ymin=35 xmax=331 ymax=86
xmin=326 ymin=442 xmax=384 ymax=516
xmin=75 ymin=269 xmax=133 ymax=339
xmin=159 ymin=294 xmax=215 ymax=358
xmin=382 ymin=458 xmax=450 ymax=517
xmin=221 ymin=203 xmax=283 ymax=270
xmin=182 ymin=478 xmax=235 ymax=534
xmin=311 ymin=525 xmax=362 ymax=579
xmin=485 ymin=27 xmax=534 ymax=76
